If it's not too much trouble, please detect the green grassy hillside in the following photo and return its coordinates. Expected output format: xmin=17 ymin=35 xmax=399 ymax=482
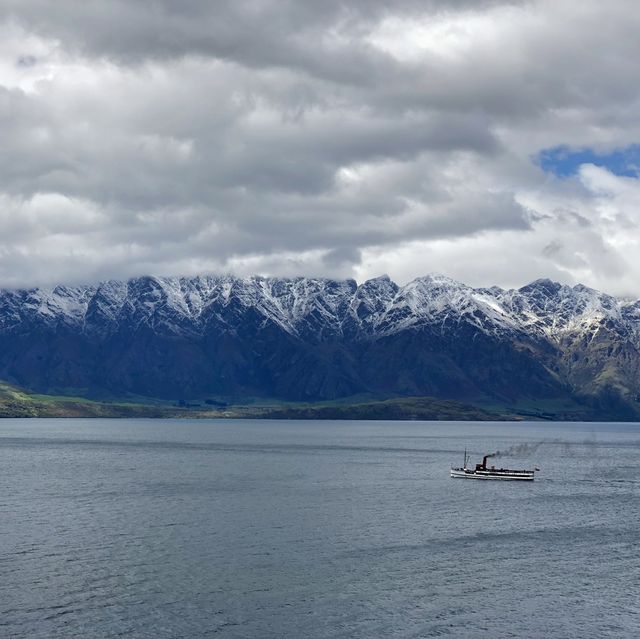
xmin=0 ymin=382 xmax=177 ymax=418
xmin=0 ymin=381 xmax=511 ymax=420
xmin=1 ymin=380 xmax=636 ymax=421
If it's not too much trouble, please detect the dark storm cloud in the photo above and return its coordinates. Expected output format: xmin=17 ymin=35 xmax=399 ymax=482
xmin=1 ymin=1 xmax=640 ymax=293
xmin=1 ymin=1 xmax=518 ymax=67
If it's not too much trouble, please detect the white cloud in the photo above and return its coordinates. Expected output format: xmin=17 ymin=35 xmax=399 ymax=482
xmin=0 ymin=1 xmax=639 ymax=295
xmin=354 ymin=163 xmax=640 ymax=296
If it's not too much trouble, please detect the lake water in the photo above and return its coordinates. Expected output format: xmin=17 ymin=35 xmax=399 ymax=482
xmin=1 ymin=419 xmax=639 ymax=638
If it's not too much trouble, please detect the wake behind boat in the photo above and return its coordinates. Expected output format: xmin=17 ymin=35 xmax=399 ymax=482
xmin=451 ymin=451 xmax=537 ymax=481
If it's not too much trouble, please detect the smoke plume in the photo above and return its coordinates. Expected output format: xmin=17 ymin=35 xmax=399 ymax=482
xmin=485 ymin=440 xmax=555 ymax=459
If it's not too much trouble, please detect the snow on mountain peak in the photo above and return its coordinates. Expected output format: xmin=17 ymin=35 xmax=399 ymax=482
xmin=0 ymin=274 xmax=638 ymax=342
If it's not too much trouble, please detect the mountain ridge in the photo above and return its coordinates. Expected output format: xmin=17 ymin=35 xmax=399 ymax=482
xmin=2 ymin=273 xmax=635 ymax=337
xmin=0 ymin=273 xmax=639 ymax=419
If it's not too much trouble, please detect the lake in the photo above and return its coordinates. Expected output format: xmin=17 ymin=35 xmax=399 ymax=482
xmin=1 ymin=419 xmax=639 ymax=638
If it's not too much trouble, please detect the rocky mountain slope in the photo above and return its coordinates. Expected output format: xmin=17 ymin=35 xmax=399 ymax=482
xmin=0 ymin=274 xmax=638 ymax=418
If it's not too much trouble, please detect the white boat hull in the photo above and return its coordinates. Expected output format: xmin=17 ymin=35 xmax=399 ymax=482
xmin=450 ymin=468 xmax=535 ymax=481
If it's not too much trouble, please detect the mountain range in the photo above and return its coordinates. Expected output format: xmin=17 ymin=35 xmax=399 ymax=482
xmin=1 ymin=273 xmax=639 ymax=419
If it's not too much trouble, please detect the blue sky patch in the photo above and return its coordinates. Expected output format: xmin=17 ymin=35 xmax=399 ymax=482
xmin=538 ymin=144 xmax=640 ymax=178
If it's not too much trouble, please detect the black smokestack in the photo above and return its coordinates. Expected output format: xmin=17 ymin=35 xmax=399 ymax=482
xmin=482 ymin=455 xmax=488 ymax=469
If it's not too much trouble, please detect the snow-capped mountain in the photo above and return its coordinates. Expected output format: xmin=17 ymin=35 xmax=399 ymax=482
xmin=2 ymin=273 xmax=635 ymax=339
xmin=0 ymin=273 xmax=638 ymax=416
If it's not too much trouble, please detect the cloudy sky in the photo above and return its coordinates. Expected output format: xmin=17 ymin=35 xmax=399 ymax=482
xmin=1 ymin=0 xmax=640 ymax=295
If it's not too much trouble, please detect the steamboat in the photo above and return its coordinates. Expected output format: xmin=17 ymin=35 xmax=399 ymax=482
xmin=450 ymin=451 xmax=537 ymax=481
